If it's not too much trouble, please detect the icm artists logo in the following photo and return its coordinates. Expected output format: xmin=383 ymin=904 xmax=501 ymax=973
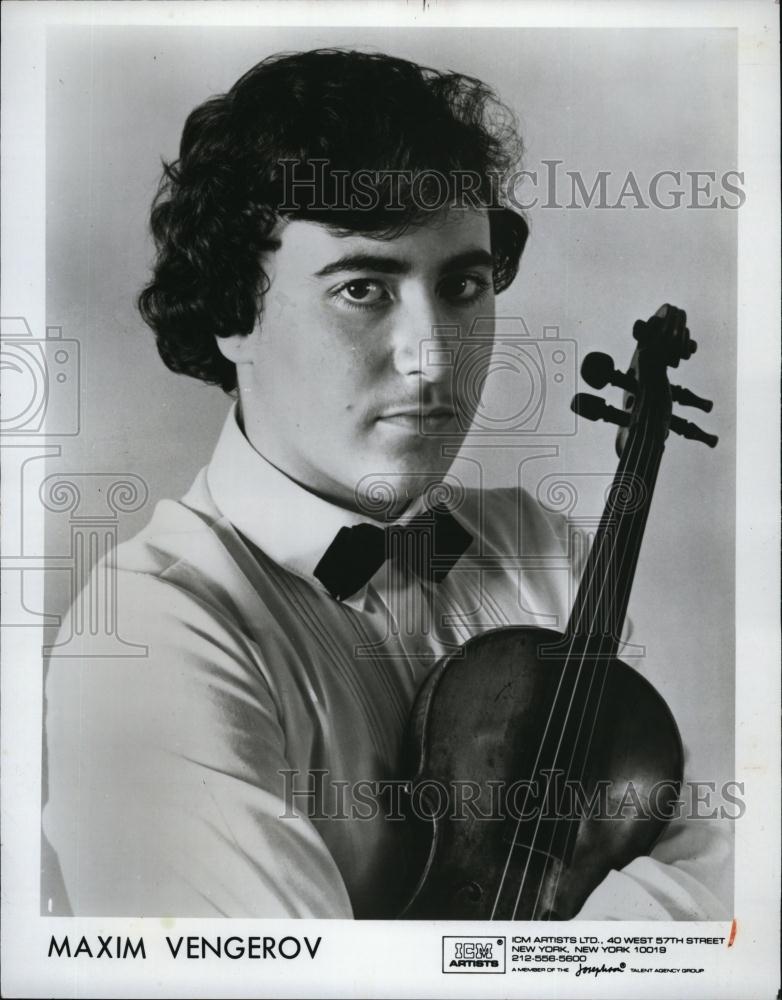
xmin=442 ymin=936 xmax=506 ymax=974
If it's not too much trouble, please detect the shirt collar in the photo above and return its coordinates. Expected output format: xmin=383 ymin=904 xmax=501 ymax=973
xmin=205 ymin=403 xmax=431 ymax=609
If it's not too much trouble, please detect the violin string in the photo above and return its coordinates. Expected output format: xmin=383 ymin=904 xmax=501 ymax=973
xmin=519 ymin=425 xmax=658 ymax=920
xmin=539 ymin=430 xmax=661 ymax=917
xmin=549 ymin=439 xmax=663 ymax=917
xmin=526 ymin=428 xmax=657 ymax=920
xmin=485 ymin=502 xmax=626 ymax=917
xmin=524 ymin=527 xmax=629 ymax=919
xmin=497 ymin=312 xmax=684 ymax=919
xmin=493 ymin=413 xmax=659 ymax=920
xmin=533 ymin=425 xmax=664 ymax=919
xmin=531 ymin=613 xmax=618 ymax=919
xmin=545 ymin=427 xmax=661 ymax=917
xmin=489 ymin=429 xmax=646 ymax=919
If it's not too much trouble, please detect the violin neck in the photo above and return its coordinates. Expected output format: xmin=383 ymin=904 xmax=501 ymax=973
xmin=564 ymin=423 xmax=665 ymax=661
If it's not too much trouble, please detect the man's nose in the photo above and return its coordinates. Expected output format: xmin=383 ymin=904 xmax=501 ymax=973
xmin=390 ymin=292 xmax=456 ymax=383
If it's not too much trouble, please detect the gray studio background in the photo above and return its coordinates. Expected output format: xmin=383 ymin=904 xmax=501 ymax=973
xmin=44 ymin=27 xmax=736 ymax=799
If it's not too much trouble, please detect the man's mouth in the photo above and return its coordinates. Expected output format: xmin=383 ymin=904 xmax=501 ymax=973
xmin=376 ymin=407 xmax=457 ymax=431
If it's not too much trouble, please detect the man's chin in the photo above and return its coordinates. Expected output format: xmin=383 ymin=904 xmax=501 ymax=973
xmin=350 ymin=457 xmax=460 ymax=521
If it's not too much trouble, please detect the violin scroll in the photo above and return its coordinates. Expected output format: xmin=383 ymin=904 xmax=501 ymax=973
xmin=632 ymin=303 xmax=696 ymax=366
xmin=573 ymin=303 xmax=719 ymax=450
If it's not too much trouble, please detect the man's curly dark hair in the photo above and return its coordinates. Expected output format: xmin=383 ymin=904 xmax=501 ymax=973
xmin=138 ymin=48 xmax=529 ymax=392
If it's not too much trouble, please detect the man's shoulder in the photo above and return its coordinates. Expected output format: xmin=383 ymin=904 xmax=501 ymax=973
xmin=459 ymin=483 xmax=571 ymax=556
xmin=109 ymin=468 xmax=221 ymax=576
xmin=68 ymin=468 xmax=263 ymax=649
xmin=47 ymin=470 xmax=282 ymax=715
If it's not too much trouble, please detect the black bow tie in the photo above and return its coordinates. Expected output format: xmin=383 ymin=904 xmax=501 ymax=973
xmin=313 ymin=506 xmax=472 ymax=602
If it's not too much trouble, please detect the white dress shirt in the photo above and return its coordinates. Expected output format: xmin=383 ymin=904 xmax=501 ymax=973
xmin=43 ymin=404 xmax=731 ymax=918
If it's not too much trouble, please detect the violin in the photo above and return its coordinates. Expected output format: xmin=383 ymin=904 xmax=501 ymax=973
xmin=399 ymin=304 xmax=718 ymax=920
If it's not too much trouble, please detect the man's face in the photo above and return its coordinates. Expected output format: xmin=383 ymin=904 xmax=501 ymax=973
xmin=225 ymin=207 xmax=495 ymax=515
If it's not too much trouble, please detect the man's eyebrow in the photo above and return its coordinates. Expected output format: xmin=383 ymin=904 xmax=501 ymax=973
xmin=441 ymin=249 xmax=495 ymax=272
xmin=314 ymin=253 xmax=410 ymax=278
xmin=313 ymin=247 xmax=494 ymax=279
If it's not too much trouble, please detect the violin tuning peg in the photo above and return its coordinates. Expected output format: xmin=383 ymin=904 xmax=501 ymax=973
xmin=581 ymin=352 xmax=637 ymax=393
xmin=670 ymin=415 xmax=718 ymax=448
xmin=571 ymin=392 xmax=606 ymax=421
xmin=670 ymin=384 xmax=713 ymax=412
xmin=580 ymin=352 xmax=614 ymax=390
xmin=571 ymin=393 xmax=631 ymax=428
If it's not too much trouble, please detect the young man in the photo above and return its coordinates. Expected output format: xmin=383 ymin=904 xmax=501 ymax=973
xmin=43 ymin=49 xmax=729 ymax=919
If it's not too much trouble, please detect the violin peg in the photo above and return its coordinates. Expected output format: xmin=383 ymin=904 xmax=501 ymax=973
xmin=581 ymin=352 xmax=637 ymax=393
xmin=580 ymin=352 xmax=614 ymax=389
xmin=670 ymin=415 xmax=718 ymax=448
xmin=571 ymin=393 xmax=631 ymax=428
xmin=571 ymin=392 xmax=606 ymax=421
xmin=670 ymin=384 xmax=713 ymax=413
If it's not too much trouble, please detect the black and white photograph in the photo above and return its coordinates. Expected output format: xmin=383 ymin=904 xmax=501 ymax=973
xmin=1 ymin=2 xmax=779 ymax=998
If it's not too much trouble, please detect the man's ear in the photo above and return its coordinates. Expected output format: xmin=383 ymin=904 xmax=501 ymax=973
xmin=214 ymin=330 xmax=258 ymax=365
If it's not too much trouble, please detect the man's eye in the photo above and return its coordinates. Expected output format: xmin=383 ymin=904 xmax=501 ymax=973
xmin=334 ymin=280 xmax=389 ymax=307
xmin=439 ymin=274 xmax=491 ymax=303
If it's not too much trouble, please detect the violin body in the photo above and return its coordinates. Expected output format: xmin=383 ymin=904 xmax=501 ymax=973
xmin=399 ymin=626 xmax=683 ymax=920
